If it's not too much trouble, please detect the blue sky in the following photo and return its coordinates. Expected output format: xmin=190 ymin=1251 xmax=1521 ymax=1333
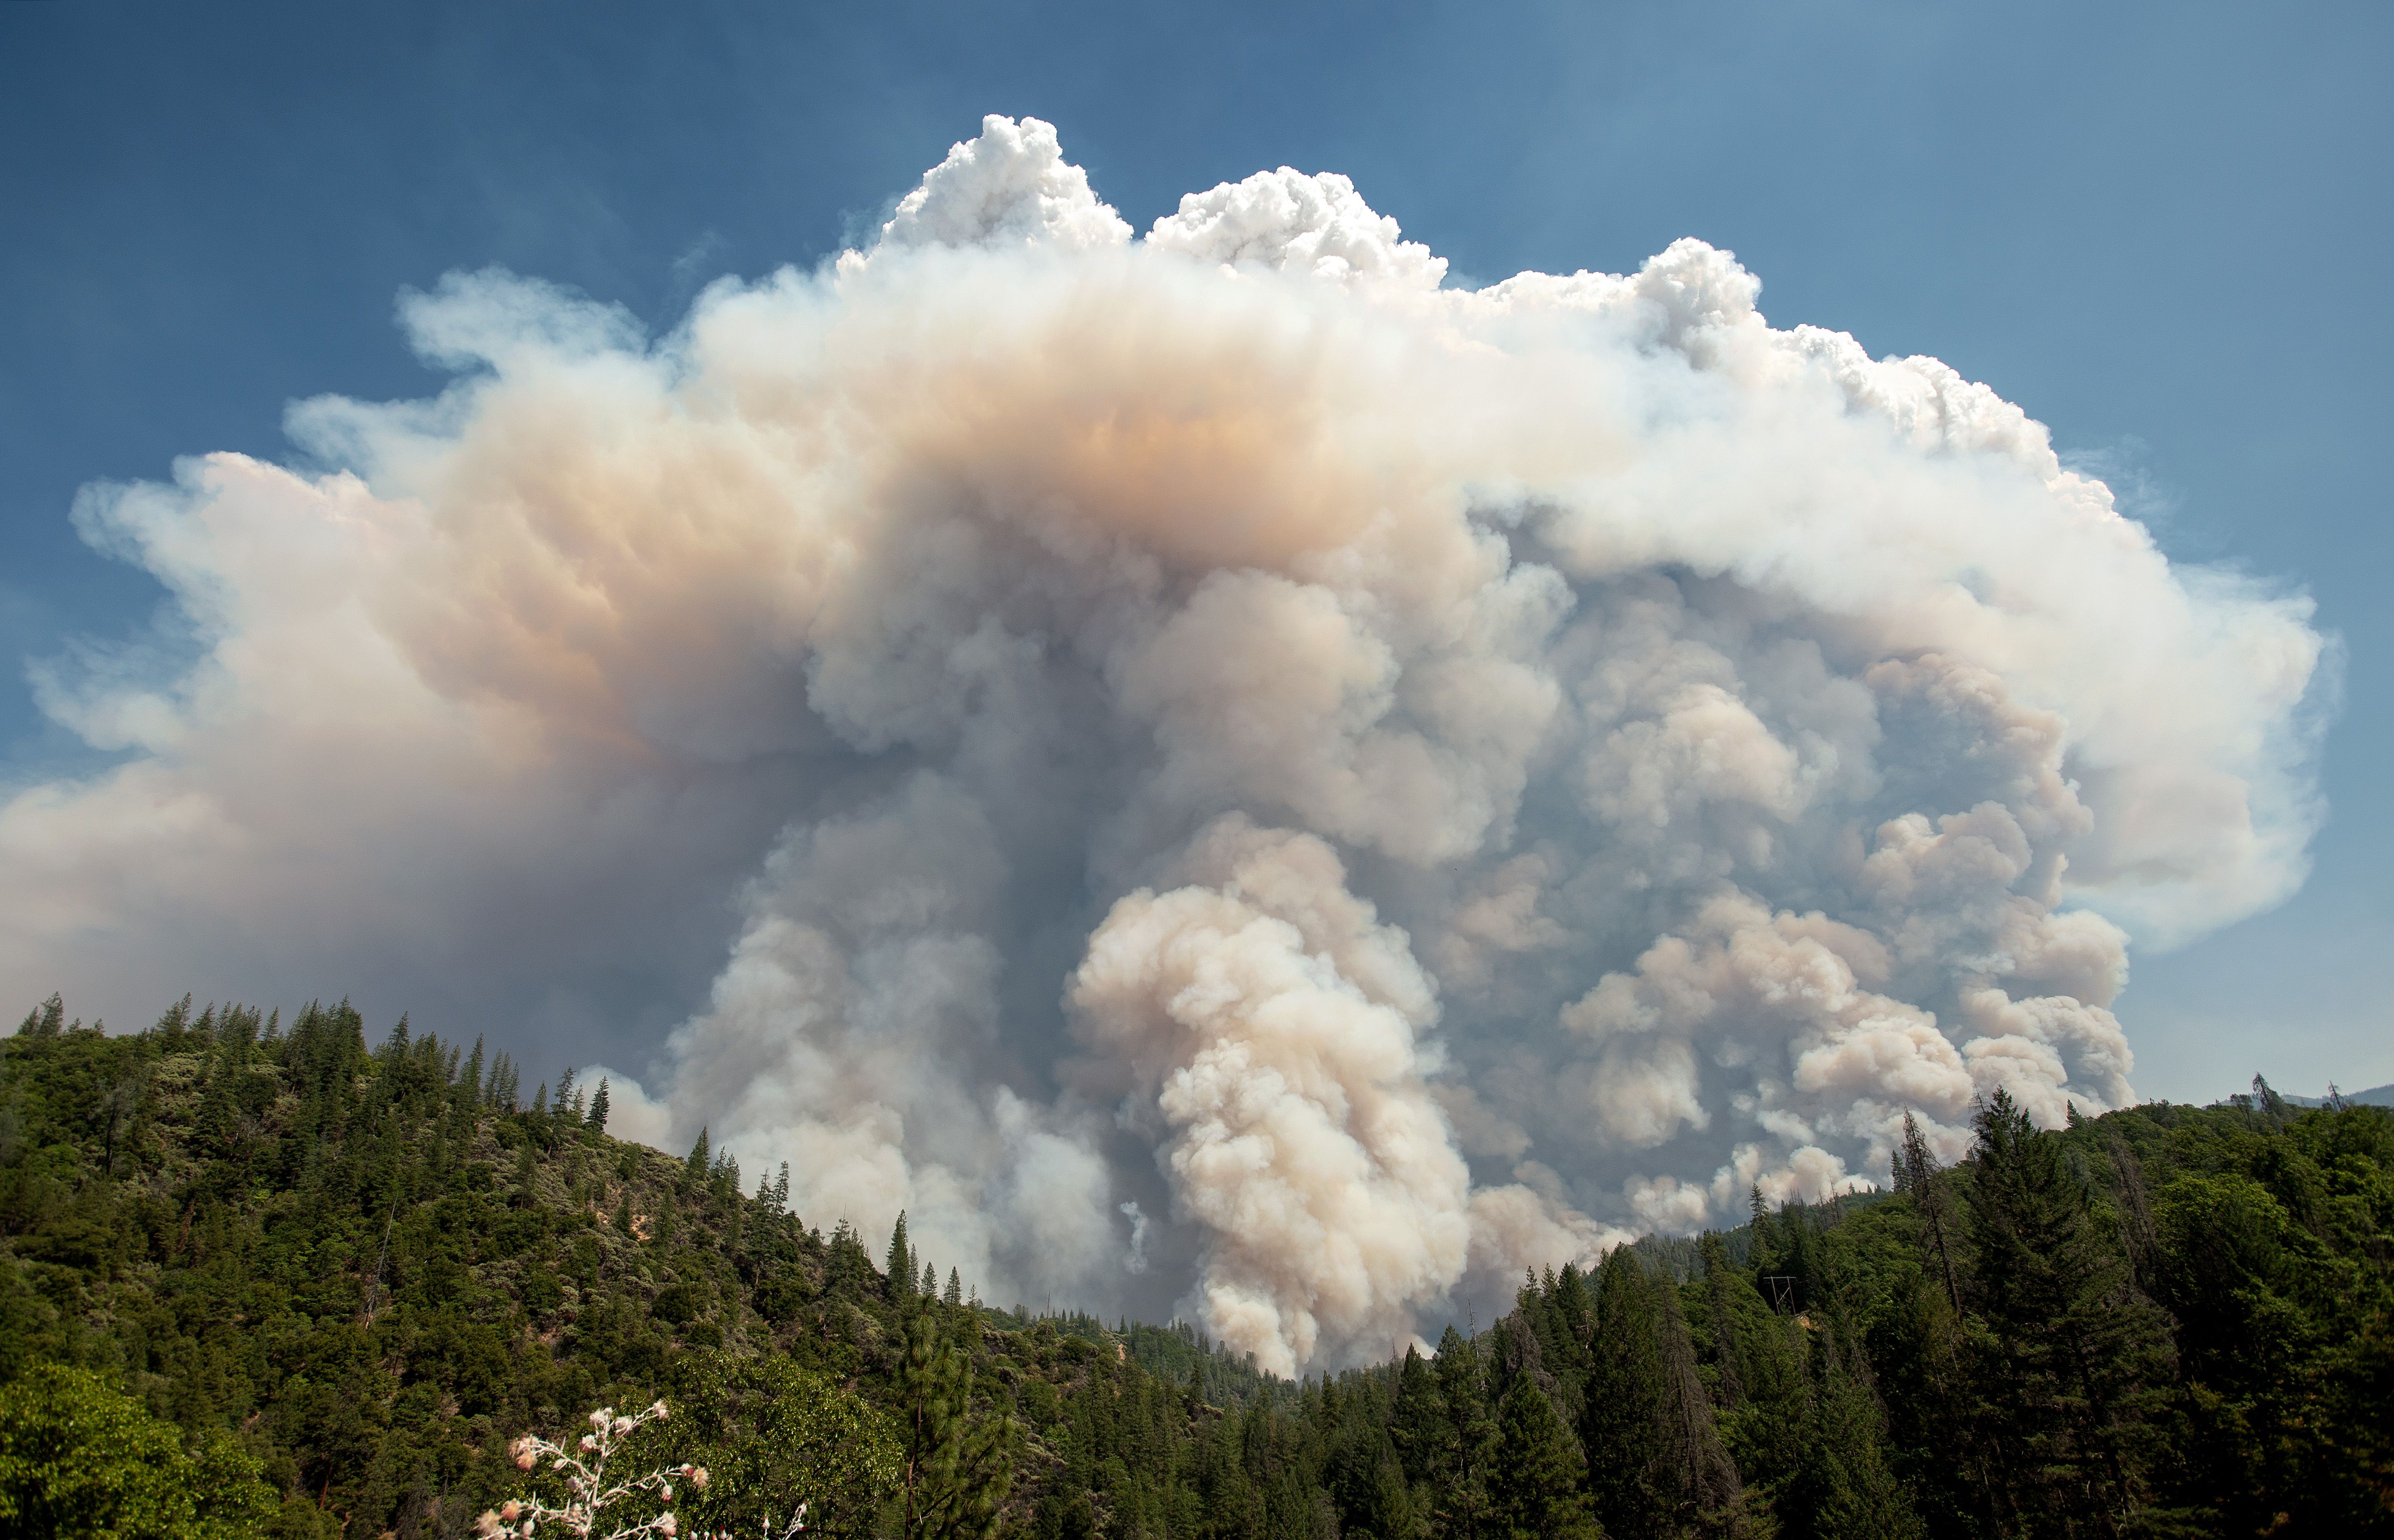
xmin=3 ymin=0 xmax=2388 ymax=1101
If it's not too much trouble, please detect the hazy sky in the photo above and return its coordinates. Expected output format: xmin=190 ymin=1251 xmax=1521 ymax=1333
xmin=4 ymin=0 xmax=2388 ymax=1104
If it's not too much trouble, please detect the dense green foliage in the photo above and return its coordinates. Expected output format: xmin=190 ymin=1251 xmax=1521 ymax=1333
xmin=3 ymin=995 xmax=2390 ymax=1538
xmin=0 ymin=1361 xmax=277 ymax=1537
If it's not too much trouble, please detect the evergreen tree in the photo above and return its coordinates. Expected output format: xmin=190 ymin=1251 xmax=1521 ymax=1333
xmin=1552 ymin=1263 xmax=1596 ymax=1380
xmin=1850 ymin=1247 xmax=1985 ymax=1534
xmin=1388 ymin=1342 xmax=1452 ymax=1490
xmin=889 ymin=1212 xmax=917 ymax=1299
xmin=1896 ymin=1111 xmax=1961 ymax=1312
xmin=1808 ymin=1320 xmax=1922 ymax=1540
xmin=1583 ymin=1249 xmax=1667 ymax=1540
xmin=1967 ymin=1090 xmax=2171 ymax=1537
xmin=922 ymin=1260 xmax=939 ymax=1299
xmin=1654 ymin=1271 xmax=1743 ymax=1527
xmin=17 ymin=993 xmax=65 ymax=1038
xmin=686 ymin=1126 xmax=712 ymax=1185
xmin=1431 ymin=1324 xmax=1498 ymax=1538
xmin=944 ymin=1268 xmax=963 ymax=1308
xmin=1487 ymin=1378 xmax=1601 ymax=1540
xmin=584 ymin=1076 xmax=610 ymax=1132
xmin=1193 ymin=1414 xmax=1266 ymax=1540
xmin=825 ymin=1219 xmax=871 ymax=1299
xmin=893 ymin=1301 xmax=1015 ymax=1540
xmin=1700 ymin=1235 xmax=1746 ymax=1410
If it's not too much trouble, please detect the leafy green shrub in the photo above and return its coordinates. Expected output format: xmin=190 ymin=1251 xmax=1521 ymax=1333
xmin=0 ymin=1363 xmax=276 ymax=1539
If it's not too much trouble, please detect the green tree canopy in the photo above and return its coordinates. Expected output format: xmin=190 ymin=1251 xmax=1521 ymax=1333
xmin=0 ymin=1363 xmax=275 ymax=1539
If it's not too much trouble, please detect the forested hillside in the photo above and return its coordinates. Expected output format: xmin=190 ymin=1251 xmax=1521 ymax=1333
xmin=2 ymin=994 xmax=2389 ymax=1538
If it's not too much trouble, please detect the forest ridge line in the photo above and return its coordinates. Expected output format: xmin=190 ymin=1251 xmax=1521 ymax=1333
xmin=1 ymin=992 xmax=2389 ymax=1537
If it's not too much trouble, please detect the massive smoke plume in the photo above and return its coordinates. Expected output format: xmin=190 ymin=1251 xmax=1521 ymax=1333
xmin=2 ymin=116 xmax=2325 ymax=1372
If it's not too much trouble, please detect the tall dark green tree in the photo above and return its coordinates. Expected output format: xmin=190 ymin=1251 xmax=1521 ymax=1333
xmin=1582 ymin=1249 xmax=1668 ymax=1540
xmin=1654 ymin=1272 xmax=1743 ymax=1528
xmin=1894 ymin=1112 xmax=1962 ymax=1313
xmin=1487 ymin=1378 xmax=1601 ymax=1540
xmin=888 ymin=1211 xmax=917 ymax=1301
xmin=1773 ymin=1317 xmax=1922 ymax=1540
xmin=1388 ymin=1343 xmax=1451 ymax=1491
xmin=1967 ymin=1090 xmax=2171 ymax=1538
xmin=1431 ymin=1325 xmax=1498 ymax=1539
xmin=1699 ymin=1235 xmax=1746 ymax=1410
xmin=893 ymin=1301 xmax=1015 ymax=1540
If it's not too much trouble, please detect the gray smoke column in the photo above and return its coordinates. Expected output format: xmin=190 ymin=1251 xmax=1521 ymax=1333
xmin=0 ymin=116 xmax=2327 ymax=1373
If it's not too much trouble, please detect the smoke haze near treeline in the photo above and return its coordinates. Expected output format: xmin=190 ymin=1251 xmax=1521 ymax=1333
xmin=1 ymin=116 xmax=2327 ymax=1373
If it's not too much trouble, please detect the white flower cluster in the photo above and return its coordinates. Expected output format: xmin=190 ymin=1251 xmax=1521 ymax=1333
xmin=478 ymin=1400 xmax=715 ymax=1540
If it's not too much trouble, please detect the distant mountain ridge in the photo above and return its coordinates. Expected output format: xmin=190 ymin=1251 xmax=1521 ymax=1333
xmin=2285 ymin=1083 xmax=2394 ymax=1108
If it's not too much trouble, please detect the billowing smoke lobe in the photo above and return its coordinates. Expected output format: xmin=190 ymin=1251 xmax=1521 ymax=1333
xmin=2 ymin=116 xmax=2327 ymax=1374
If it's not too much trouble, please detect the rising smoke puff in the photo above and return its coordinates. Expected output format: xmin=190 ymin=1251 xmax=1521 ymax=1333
xmin=1068 ymin=819 xmax=1468 ymax=1375
xmin=0 ymin=114 xmax=2327 ymax=1370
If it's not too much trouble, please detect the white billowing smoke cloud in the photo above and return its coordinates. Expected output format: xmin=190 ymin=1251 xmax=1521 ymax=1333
xmin=1 ymin=115 xmax=2325 ymax=1371
xmin=1068 ymin=817 xmax=1472 ymax=1373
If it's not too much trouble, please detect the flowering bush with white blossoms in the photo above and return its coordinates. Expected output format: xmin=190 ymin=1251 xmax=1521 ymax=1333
xmin=483 ymin=1391 xmax=836 ymax=1540
xmin=477 ymin=1399 xmax=736 ymax=1540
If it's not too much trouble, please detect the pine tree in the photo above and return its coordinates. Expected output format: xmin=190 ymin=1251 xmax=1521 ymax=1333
xmin=1195 ymin=1413 xmax=1265 ymax=1540
xmin=1430 ymin=1324 xmax=1497 ymax=1538
xmin=894 ymin=1300 xmax=1015 ymax=1539
xmin=18 ymin=993 xmax=66 ymax=1038
xmin=686 ymin=1127 xmax=711 ymax=1185
xmin=1655 ymin=1268 xmax=1743 ymax=1527
xmin=1897 ymin=1111 xmax=1961 ymax=1312
xmin=1487 ymin=1378 xmax=1600 ymax=1540
xmin=584 ymin=1076 xmax=610 ymax=1132
xmin=1583 ymin=1248 xmax=1668 ymax=1540
xmin=1967 ymin=1089 xmax=2171 ymax=1537
xmin=1802 ymin=1318 xmax=1923 ymax=1540
xmin=922 ymin=1261 xmax=939 ymax=1299
xmin=1701 ymin=1234 xmax=1746 ymax=1409
xmin=889 ymin=1212 xmax=917 ymax=1300
xmin=826 ymin=1219 xmax=871 ymax=1299
xmin=1388 ymin=1342 xmax=1452 ymax=1490
xmin=944 ymin=1268 xmax=963 ymax=1308
xmin=1356 ymin=1443 xmax=1428 ymax=1540
xmin=1554 ymin=1263 xmax=1595 ymax=1358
